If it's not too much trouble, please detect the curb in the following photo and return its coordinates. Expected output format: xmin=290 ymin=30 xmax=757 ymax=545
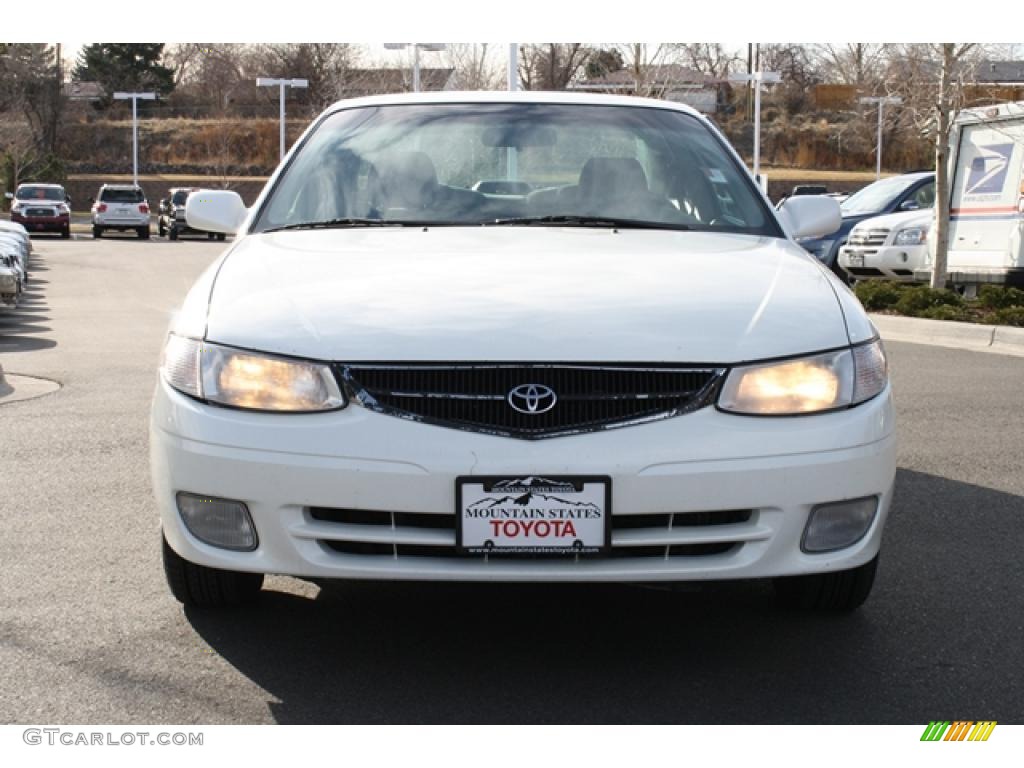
xmin=869 ymin=313 xmax=1024 ymax=358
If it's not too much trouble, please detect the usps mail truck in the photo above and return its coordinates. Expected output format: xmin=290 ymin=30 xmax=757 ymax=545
xmin=923 ymin=102 xmax=1024 ymax=287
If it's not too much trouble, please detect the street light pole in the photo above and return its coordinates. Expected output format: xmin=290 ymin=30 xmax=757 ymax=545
xmin=508 ymin=44 xmax=518 ymax=91
xmin=113 ymin=92 xmax=156 ymax=186
xmin=256 ymin=77 xmax=309 ymax=163
xmin=859 ymin=96 xmax=903 ymax=180
xmin=729 ymin=71 xmax=781 ymax=181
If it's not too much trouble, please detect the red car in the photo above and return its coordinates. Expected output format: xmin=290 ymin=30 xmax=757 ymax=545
xmin=7 ymin=183 xmax=71 ymax=238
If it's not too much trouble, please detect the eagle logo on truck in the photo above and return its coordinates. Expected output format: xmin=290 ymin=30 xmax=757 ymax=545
xmin=966 ymin=143 xmax=1014 ymax=195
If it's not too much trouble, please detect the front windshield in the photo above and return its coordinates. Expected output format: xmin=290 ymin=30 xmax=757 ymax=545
xmin=253 ymin=103 xmax=779 ymax=236
xmin=840 ymin=176 xmax=916 ymax=215
xmin=16 ymin=186 xmax=64 ymax=201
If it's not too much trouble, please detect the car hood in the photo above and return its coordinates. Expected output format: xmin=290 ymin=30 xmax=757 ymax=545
xmin=849 ymin=209 xmax=933 ymax=233
xmin=204 ymin=228 xmax=852 ymax=364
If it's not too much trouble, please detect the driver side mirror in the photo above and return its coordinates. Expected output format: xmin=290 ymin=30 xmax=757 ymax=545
xmin=185 ymin=190 xmax=248 ymax=234
xmin=3 ymin=192 xmax=12 ymax=201
xmin=777 ymin=195 xmax=841 ymax=240
xmin=899 ymin=199 xmax=921 ymax=212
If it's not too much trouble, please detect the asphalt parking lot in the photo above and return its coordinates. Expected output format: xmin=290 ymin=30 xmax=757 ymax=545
xmin=1 ymin=235 xmax=1023 ymax=724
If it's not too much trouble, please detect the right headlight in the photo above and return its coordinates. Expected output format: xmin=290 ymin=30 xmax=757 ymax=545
xmin=894 ymin=227 xmax=927 ymax=246
xmin=718 ymin=340 xmax=887 ymax=416
xmin=160 ymin=334 xmax=346 ymax=412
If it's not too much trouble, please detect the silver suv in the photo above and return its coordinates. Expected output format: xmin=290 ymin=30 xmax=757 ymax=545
xmin=91 ymin=184 xmax=151 ymax=239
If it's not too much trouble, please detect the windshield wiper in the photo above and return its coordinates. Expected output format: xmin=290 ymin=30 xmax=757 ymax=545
xmin=487 ymin=215 xmax=690 ymax=231
xmin=261 ymin=218 xmax=431 ymax=233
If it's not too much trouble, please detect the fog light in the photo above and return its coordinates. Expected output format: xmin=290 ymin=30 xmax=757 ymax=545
xmin=176 ymin=493 xmax=258 ymax=551
xmin=802 ymin=497 xmax=878 ymax=553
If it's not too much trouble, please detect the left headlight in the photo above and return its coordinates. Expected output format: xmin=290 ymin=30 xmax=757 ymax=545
xmin=894 ymin=227 xmax=926 ymax=246
xmin=718 ymin=340 xmax=887 ymax=416
xmin=160 ymin=334 xmax=346 ymax=412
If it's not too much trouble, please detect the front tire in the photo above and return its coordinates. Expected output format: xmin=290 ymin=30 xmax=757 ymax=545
xmin=61 ymin=226 xmax=70 ymax=239
xmin=773 ymin=556 xmax=878 ymax=611
xmin=162 ymin=535 xmax=263 ymax=609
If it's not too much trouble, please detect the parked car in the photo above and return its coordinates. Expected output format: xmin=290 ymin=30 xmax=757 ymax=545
xmin=797 ymin=171 xmax=935 ymax=279
xmin=0 ymin=231 xmax=29 ymax=285
xmin=158 ymin=188 xmax=227 ymax=241
xmin=154 ymin=92 xmax=894 ymax=613
xmin=0 ymin=220 xmax=32 ymax=255
xmin=925 ymin=101 xmax=1024 ymax=288
xmin=5 ymin=183 xmax=71 ymax=238
xmin=91 ymin=184 xmax=151 ymax=239
xmin=838 ymin=209 xmax=932 ymax=282
xmin=0 ymin=252 xmax=23 ymax=308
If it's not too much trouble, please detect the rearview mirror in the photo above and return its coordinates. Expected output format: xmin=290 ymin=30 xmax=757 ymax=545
xmin=776 ymin=195 xmax=841 ymax=240
xmin=481 ymin=124 xmax=557 ymax=148
xmin=185 ymin=190 xmax=248 ymax=234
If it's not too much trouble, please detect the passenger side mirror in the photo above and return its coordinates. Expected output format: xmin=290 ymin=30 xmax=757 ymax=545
xmin=776 ymin=195 xmax=841 ymax=240
xmin=185 ymin=190 xmax=248 ymax=234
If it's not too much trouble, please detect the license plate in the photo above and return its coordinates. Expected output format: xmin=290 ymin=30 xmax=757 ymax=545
xmin=456 ymin=475 xmax=610 ymax=555
xmin=846 ymin=252 xmax=865 ymax=267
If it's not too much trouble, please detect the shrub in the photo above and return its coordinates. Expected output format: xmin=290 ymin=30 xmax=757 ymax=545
xmin=993 ymin=307 xmax=1024 ymax=327
xmin=854 ymin=280 xmax=904 ymax=310
xmin=918 ymin=305 xmax=969 ymax=322
xmin=894 ymin=285 xmax=963 ymax=316
xmin=978 ymin=284 xmax=1024 ymax=310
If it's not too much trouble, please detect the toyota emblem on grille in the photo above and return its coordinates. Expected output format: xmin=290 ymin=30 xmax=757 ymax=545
xmin=508 ymin=384 xmax=557 ymax=415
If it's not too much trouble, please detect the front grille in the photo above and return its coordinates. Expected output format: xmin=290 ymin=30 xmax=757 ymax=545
xmin=25 ymin=208 xmax=55 ymax=217
xmin=308 ymin=507 xmax=755 ymax=561
xmin=339 ymin=363 xmax=725 ymax=439
xmin=847 ymin=228 xmax=890 ymax=247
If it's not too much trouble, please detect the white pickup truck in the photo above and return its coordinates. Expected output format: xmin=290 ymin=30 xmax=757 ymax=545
xmin=839 ymin=209 xmax=932 ymax=281
xmin=922 ymin=101 xmax=1024 ymax=288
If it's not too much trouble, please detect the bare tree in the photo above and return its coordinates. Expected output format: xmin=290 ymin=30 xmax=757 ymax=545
xmin=0 ymin=44 xmax=65 ymax=186
xmin=930 ymin=43 xmax=978 ymax=289
xmin=879 ymin=44 xmax=981 ymax=288
xmin=257 ymin=44 xmax=359 ymax=111
xmin=446 ymin=44 xmax=500 ymax=90
xmin=813 ymin=44 xmax=887 ymax=87
xmin=675 ymin=43 xmax=741 ymax=79
xmin=518 ymin=44 xmax=591 ymax=90
xmin=610 ymin=44 xmax=682 ymax=97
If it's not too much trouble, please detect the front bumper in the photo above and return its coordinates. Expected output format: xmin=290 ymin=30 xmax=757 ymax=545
xmin=839 ymin=244 xmax=926 ymax=280
xmin=11 ymin=212 xmax=68 ymax=232
xmin=151 ymin=378 xmax=896 ymax=583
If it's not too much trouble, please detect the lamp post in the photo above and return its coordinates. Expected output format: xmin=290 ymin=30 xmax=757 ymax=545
xmin=859 ymin=96 xmax=903 ymax=180
xmin=508 ymin=43 xmax=519 ymax=91
xmin=729 ymin=71 xmax=781 ymax=182
xmin=256 ymin=77 xmax=309 ymax=163
xmin=113 ymin=92 xmax=156 ymax=186
xmin=383 ymin=43 xmax=447 ymax=92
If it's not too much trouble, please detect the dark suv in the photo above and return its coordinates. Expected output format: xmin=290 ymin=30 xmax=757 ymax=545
xmin=158 ymin=188 xmax=226 ymax=241
xmin=6 ymin=183 xmax=71 ymax=238
xmin=796 ymin=171 xmax=935 ymax=279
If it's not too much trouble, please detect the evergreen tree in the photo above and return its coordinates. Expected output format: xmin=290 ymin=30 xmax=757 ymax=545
xmin=73 ymin=43 xmax=175 ymax=108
